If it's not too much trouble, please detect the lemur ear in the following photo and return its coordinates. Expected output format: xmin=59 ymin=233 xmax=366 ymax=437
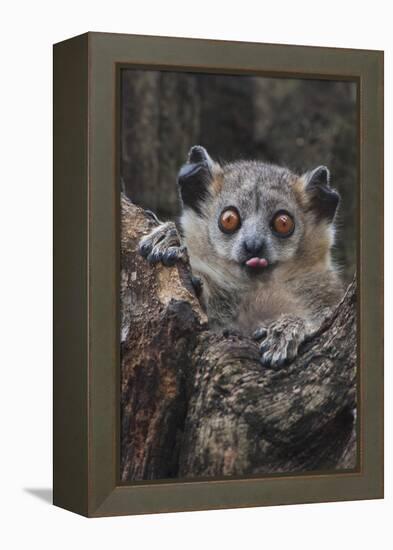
xmin=177 ymin=145 xmax=216 ymax=215
xmin=304 ymin=165 xmax=340 ymax=222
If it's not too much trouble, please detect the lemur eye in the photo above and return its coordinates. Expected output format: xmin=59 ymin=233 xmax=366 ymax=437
xmin=219 ymin=207 xmax=241 ymax=234
xmin=271 ymin=211 xmax=295 ymax=237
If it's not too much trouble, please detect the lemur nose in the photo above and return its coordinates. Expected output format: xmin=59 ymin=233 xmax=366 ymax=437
xmin=244 ymin=237 xmax=265 ymax=257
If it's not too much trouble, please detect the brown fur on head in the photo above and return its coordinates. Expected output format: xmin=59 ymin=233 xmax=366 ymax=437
xmin=178 ymin=146 xmax=340 ymax=294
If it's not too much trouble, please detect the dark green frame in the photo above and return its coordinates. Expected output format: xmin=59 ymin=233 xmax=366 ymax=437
xmin=53 ymin=32 xmax=384 ymax=517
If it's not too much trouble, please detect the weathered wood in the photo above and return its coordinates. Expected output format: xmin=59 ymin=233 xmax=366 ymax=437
xmin=120 ymin=196 xmax=357 ymax=481
xmin=179 ymin=283 xmax=357 ymax=477
xmin=120 ymin=195 xmax=207 ymax=481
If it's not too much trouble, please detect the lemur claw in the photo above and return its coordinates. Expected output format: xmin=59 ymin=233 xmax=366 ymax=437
xmin=144 ymin=209 xmax=162 ymax=225
xmin=253 ymin=316 xmax=309 ymax=368
xmin=191 ymin=275 xmax=203 ymax=297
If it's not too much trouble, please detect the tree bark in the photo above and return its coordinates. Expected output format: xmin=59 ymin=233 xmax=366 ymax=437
xmin=120 ymin=195 xmax=357 ymax=482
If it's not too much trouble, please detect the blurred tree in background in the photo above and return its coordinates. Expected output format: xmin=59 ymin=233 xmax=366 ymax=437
xmin=121 ymin=70 xmax=357 ymax=282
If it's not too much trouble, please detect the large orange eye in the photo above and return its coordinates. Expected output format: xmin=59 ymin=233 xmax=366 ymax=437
xmin=219 ymin=207 xmax=241 ymax=234
xmin=271 ymin=211 xmax=295 ymax=237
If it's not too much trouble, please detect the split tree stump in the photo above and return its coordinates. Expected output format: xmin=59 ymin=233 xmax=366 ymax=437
xmin=120 ymin=195 xmax=357 ymax=481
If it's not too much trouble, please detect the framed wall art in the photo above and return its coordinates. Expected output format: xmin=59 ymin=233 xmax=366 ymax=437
xmin=53 ymin=32 xmax=384 ymax=517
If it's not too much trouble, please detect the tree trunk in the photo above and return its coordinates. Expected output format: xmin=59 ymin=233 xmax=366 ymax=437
xmin=120 ymin=195 xmax=357 ymax=482
xmin=121 ymin=70 xmax=201 ymax=219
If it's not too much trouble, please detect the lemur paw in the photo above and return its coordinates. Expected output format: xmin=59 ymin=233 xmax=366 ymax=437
xmin=139 ymin=222 xmax=187 ymax=267
xmin=253 ymin=316 xmax=309 ymax=368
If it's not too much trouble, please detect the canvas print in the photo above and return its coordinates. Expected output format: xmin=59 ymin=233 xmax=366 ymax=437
xmin=119 ymin=69 xmax=358 ymax=482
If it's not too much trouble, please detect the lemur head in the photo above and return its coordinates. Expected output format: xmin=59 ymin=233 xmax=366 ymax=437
xmin=178 ymin=145 xmax=340 ymax=283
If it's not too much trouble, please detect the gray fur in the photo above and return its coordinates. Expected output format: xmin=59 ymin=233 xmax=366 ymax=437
xmin=139 ymin=146 xmax=343 ymax=367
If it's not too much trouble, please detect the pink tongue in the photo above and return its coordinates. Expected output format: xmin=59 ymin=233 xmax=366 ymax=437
xmin=245 ymin=257 xmax=268 ymax=268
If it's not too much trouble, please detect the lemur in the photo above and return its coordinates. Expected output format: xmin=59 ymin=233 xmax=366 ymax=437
xmin=139 ymin=145 xmax=343 ymax=367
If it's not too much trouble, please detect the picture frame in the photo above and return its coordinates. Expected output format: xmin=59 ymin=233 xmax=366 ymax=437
xmin=53 ymin=32 xmax=383 ymax=517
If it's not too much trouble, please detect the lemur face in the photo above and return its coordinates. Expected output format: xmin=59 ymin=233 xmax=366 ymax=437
xmin=178 ymin=146 xmax=339 ymax=281
xmin=208 ymin=163 xmax=304 ymax=272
